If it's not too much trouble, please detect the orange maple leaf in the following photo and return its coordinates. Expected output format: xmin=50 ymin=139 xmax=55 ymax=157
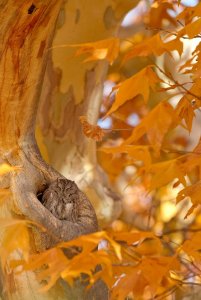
xmin=79 ymin=116 xmax=105 ymax=141
xmin=100 ymin=145 xmax=151 ymax=169
xmin=20 ymin=231 xmax=121 ymax=291
xmin=175 ymin=97 xmax=196 ymax=132
xmin=112 ymin=231 xmax=160 ymax=246
xmin=124 ymin=102 xmax=176 ymax=152
xmin=112 ymin=256 xmax=179 ymax=299
xmin=178 ymin=18 xmax=201 ymax=39
xmin=112 ymin=266 xmax=147 ymax=300
xmin=180 ymin=232 xmax=201 ymax=261
xmin=106 ymin=66 xmax=161 ymax=116
xmin=177 ymin=2 xmax=201 ymax=24
xmin=71 ymin=37 xmax=120 ymax=65
xmin=0 ymin=163 xmax=21 ymax=176
xmin=177 ymin=181 xmax=201 ymax=219
xmin=0 ymin=219 xmax=33 ymax=266
xmin=124 ymin=33 xmax=183 ymax=61
xmin=147 ymin=158 xmax=186 ymax=190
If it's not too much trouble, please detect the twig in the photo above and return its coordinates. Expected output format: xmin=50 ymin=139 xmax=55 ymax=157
xmin=164 ymin=227 xmax=201 ymax=235
xmin=153 ymin=62 xmax=201 ymax=101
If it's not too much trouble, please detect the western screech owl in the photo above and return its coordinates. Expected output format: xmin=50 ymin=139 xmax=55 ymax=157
xmin=41 ymin=178 xmax=79 ymax=222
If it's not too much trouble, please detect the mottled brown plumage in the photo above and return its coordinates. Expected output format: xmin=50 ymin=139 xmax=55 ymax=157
xmin=42 ymin=178 xmax=79 ymax=222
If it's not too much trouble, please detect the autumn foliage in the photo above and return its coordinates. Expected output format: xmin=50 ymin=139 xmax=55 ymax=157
xmin=3 ymin=1 xmax=201 ymax=299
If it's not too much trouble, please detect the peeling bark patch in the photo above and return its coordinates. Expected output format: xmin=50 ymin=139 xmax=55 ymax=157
xmin=103 ymin=6 xmax=116 ymax=30
xmin=37 ymin=40 xmax=46 ymax=58
xmin=57 ymin=8 xmax=65 ymax=29
xmin=75 ymin=9 xmax=80 ymax=24
xmin=50 ymin=86 xmax=76 ymax=141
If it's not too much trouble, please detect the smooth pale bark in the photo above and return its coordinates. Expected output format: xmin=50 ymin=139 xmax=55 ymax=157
xmin=38 ymin=0 xmax=140 ymax=226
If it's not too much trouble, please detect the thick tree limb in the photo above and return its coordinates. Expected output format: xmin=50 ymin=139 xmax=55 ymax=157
xmin=0 ymin=1 xmax=100 ymax=299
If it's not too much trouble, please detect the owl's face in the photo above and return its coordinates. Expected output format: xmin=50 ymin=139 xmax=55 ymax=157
xmin=41 ymin=179 xmax=79 ymax=221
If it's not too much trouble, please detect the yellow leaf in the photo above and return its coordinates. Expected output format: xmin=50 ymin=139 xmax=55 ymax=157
xmin=71 ymin=37 xmax=120 ymax=65
xmin=175 ymin=98 xmax=196 ymax=132
xmin=140 ymin=256 xmax=179 ymax=295
xmin=124 ymin=34 xmax=183 ymax=61
xmin=1 ymin=221 xmax=31 ymax=266
xmin=148 ymin=1 xmax=177 ymax=28
xmin=106 ymin=66 xmax=161 ymax=116
xmin=125 ymin=102 xmax=175 ymax=152
xmin=177 ymin=2 xmax=201 ymax=22
xmin=0 ymin=163 xmax=21 ymax=176
xmin=113 ymin=231 xmax=159 ymax=246
xmin=112 ymin=266 xmax=147 ymax=300
xmin=100 ymin=145 xmax=151 ymax=169
xmin=112 ymin=256 xmax=179 ymax=299
xmin=26 ymin=248 xmax=69 ymax=291
xmin=22 ymin=231 xmax=119 ymax=291
xmin=60 ymin=231 xmax=122 ymax=261
xmin=177 ymin=182 xmax=201 ymax=218
xmin=180 ymin=232 xmax=201 ymax=261
xmin=91 ymin=263 xmax=114 ymax=289
xmin=61 ymin=250 xmax=112 ymax=283
xmin=178 ymin=18 xmax=201 ymax=39
xmin=148 ymin=158 xmax=186 ymax=190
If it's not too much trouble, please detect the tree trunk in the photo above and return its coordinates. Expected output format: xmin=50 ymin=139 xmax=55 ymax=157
xmin=0 ymin=1 xmax=99 ymax=299
xmin=0 ymin=1 xmax=140 ymax=299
